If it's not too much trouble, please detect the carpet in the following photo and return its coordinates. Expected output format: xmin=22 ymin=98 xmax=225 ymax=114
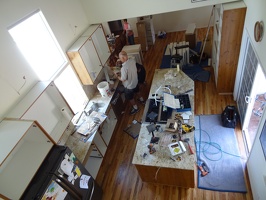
xmin=194 ymin=114 xmax=247 ymax=193
xmin=123 ymin=120 xmax=142 ymax=139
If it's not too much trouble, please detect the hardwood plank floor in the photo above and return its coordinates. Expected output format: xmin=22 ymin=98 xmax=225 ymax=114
xmin=96 ymin=29 xmax=253 ymax=200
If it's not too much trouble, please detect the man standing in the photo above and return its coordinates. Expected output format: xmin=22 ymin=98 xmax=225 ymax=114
xmin=115 ymin=51 xmax=145 ymax=115
xmin=123 ymin=19 xmax=135 ymax=45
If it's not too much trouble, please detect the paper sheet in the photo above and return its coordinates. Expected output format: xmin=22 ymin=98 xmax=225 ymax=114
xmin=77 ymin=111 xmax=107 ymax=136
xmin=163 ymin=93 xmax=180 ymax=109
xmin=80 ymin=174 xmax=91 ymax=189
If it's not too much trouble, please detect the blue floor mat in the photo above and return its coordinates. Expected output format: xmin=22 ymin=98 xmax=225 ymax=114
xmin=194 ymin=115 xmax=247 ymax=193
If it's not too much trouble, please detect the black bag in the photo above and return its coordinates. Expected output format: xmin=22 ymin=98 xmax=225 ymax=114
xmin=221 ymin=106 xmax=238 ymax=128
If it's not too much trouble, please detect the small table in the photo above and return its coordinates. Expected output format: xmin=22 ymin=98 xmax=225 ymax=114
xmin=122 ymin=44 xmax=144 ymax=64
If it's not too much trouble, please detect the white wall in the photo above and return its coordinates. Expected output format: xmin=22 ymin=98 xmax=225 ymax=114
xmin=243 ymin=0 xmax=266 ymax=69
xmin=102 ymin=6 xmax=213 ymax=37
xmin=80 ymin=0 xmax=238 ymax=24
xmin=0 ymin=0 xmax=90 ymax=120
xmin=152 ymin=6 xmax=213 ymax=33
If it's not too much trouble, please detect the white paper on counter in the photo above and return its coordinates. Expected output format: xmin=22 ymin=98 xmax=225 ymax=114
xmin=80 ymin=174 xmax=91 ymax=189
xmin=163 ymin=93 xmax=180 ymax=109
xmin=77 ymin=111 xmax=107 ymax=136
xmin=181 ymin=113 xmax=190 ymax=120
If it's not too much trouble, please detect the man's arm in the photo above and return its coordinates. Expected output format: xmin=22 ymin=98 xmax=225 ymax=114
xmin=115 ymin=72 xmax=125 ymax=82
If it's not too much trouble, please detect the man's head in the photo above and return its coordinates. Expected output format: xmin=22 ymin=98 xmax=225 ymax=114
xmin=119 ymin=51 xmax=128 ymax=63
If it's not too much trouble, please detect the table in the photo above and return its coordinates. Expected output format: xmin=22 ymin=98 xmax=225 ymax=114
xmin=122 ymin=44 xmax=144 ymax=64
xmin=132 ymin=68 xmax=195 ymax=188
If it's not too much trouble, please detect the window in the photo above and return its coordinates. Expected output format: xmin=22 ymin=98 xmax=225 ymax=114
xmin=8 ymin=9 xmax=89 ymax=114
xmin=54 ymin=65 xmax=88 ymax=114
xmin=8 ymin=9 xmax=66 ymax=81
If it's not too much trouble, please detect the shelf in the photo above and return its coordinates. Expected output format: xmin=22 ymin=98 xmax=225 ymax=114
xmin=212 ymin=2 xmax=246 ymax=93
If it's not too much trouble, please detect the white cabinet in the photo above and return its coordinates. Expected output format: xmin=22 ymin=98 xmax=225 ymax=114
xmin=67 ymin=24 xmax=111 ymax=85
xmin=101 ymin=107 xmax=117 ymax=145
xmin=6 ymin=81 xmax=74 ymax=143
xmin=84 ymin=131 xmax=107 ymax=179
xmin=84 ymin=107 xmax=117 ymax=179
xmin=122 ymin=44 xmax=144 ymax=65
xmin=0 ymin=119 xmax=54 ymax=200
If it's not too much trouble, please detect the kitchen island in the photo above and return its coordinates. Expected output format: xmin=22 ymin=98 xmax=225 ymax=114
xmin=132 ymin=68 xmax=195 ymax=188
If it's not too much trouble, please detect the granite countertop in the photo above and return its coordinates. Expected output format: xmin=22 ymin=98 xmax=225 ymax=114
xmin=132 ymin=68 xmax=195 ymax=170
xmin=61 ymin=79 xmax=120 ymax=163
xmin=148 ymin=68 xmax=194 ymax=99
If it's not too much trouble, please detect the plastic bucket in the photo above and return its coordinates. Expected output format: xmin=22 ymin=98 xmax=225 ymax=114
xmin=97 ymin=81 xmax=110 ymax=97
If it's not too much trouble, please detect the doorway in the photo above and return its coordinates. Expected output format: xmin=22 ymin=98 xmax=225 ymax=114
xmin=108 ymin=20 xmax=123 ymax=36
xmin=236 ymin=35 xmax=266 ymax=153
xmin=242 ymin=65 xmax=266 ymax=152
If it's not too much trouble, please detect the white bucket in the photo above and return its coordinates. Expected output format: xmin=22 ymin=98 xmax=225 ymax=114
xmin=97 ymin=81 xmax=110 ymax=97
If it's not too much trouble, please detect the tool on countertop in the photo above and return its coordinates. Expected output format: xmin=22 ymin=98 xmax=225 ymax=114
xmin=178 ymin=89 xmax=193 ymax=95
xmin=182 ymin=124 xmax=195 ymax=134
xmin=183 ymin=138 xmax=194 ymax=155
xmin=201 ymin=162 xmax=210 ymax=173
xmin=170 ymin=155 xmax=181 ymax=161
xmin=177 ymin=119 xmax=183 ymax=141
xmin=147 ymin=143 xmax=156 ymax=154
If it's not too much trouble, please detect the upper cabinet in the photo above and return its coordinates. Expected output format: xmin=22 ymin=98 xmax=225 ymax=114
xmin=6 ymin=81 xmax=74 ymax=143
xmin=212 ymin=1 xmax=246 ymax=94
xmin=67 ymin=24 xmax=111 ymax=85
xmin=0 ymin=119 xmax=54 ymax=199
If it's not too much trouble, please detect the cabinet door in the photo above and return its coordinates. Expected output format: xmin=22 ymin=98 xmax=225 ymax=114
xmin=91 ymin=25 xmax=110 ymax=66
xmin=0 ymin=120 xmax=54 ymax=200
xmin=101 ymin=107 xmax=117 ymax=145
xmin=79 ymin=39 xmax=102 ymax=82
xmin=93 ymin=131 xmax=107 ymax=156
xmin=6 ymin=81 xmax=74 ymax=144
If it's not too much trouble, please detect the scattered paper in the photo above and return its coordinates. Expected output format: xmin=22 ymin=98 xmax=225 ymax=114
xmin=181 ymin=113 xmax=190 ymax=120
xmin=77 ymin=111 xmax=107 ymax=136
xmin=163 ymin=93 xmax=180 ymax=109
xmin=80 ymin=174 xmax=91 ymax=189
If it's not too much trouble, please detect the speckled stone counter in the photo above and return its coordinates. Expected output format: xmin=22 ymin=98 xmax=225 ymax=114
xmin=61 ymin=79 xmax=120 ymax=163
xmin=132 ymin=68 xmax=195 ymax=188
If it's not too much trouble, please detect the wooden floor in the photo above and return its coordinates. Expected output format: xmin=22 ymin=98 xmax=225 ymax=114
xmin=96 ymin=29 xmax=253 ymax=200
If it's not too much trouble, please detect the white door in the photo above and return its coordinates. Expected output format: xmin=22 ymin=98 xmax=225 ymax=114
xmin=241 ymin=65 xmax=266 ymax=151
xmin=91 ymin=25 xmax=111 ymax=66
xmin=237 ymin=38 xmax=266 ymax=152
xmin=79 ymin=39 xmax=102 ymax=82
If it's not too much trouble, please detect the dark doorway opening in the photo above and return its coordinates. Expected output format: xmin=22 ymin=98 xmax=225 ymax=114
xmin=108 ymin=20 xmax=123 ymax=36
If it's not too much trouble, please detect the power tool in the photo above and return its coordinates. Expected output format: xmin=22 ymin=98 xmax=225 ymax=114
xmin=196 ymin=161 xmax=210 ymax=177
xmin=182 ymin=123 xmax=195 ymax=134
